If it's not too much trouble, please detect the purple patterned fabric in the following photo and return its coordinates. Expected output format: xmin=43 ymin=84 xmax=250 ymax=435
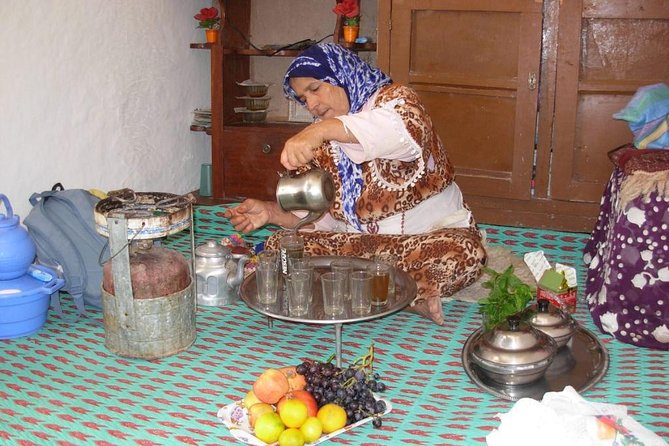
xmin=583 ymin=167 xmax=669 ymax=350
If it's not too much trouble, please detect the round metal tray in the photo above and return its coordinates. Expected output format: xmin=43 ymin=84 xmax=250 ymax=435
xmin=240 ymin=255 xmax=417 ymax=324
xmin=461 ymin=324 xmax=609 ymax=401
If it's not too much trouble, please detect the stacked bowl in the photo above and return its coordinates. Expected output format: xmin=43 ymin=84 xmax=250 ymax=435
xmin=235 ymin=80 xmax=272 ymax=123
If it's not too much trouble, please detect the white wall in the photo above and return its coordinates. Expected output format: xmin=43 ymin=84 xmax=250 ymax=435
xmin=1 ymin=0 xmax=212 ymax=220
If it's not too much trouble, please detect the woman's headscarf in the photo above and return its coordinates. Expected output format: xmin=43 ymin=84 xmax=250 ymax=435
xmin=283 ymin=42 xmax=392 ymax=114
xmin=283 ymin=43 xmax=392 ymax=230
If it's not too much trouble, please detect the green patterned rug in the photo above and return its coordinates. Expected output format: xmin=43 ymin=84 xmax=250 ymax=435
xmin=1 ymin=205 xmax=667 ymax=445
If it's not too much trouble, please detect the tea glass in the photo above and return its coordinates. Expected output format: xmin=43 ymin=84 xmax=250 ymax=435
xmin=330 ymin=258 xmax=353 ymax=301
xmin=350 ymin=270 xmax=372 ymax=315
xmin=366 ymin=262 xmax=391 ymax=307
xmin=289 ymin=253 xmax=313 ymax=276
xmin=320 ymin=271 xmax=346 ymax=316
xmin=279 ymin=234 xmax=304 ymax=275
xmin=255 ymin=261 xmax=279 ymax=304
xmin=371 ymin=254 xmax=398 ymax=296
xmin=256 ymin=250 xmax=279 ymax=269
xmin=285 ymin=271 xmax=311 ymax=317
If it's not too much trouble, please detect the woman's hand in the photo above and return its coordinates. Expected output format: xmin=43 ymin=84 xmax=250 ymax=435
xmin=223 ymin=199 xmax=273 ymax=233
xmin=281 ymin=119 xmax=357 ymax=170
xmin=281 ymin=124 xmax=325 ymax=170
xmin=223 ymin=199 xmax=302 ymax=232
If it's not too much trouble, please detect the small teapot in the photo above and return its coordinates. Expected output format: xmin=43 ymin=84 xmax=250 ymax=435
xmin=276 ymin=168 xmax=335 ymax=232
xmin=0 ymin=194 xmax=36 ymax=280
xmin=194 ymin=240 xmax=249 ymax=306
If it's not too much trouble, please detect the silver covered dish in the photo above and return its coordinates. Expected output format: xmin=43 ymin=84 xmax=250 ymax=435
xmin=527 ymin=299 xmax=577 ymax=348
xmin=470 ymin=315 xmax=558 ymax=385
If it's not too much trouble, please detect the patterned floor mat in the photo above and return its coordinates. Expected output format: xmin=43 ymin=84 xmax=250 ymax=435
xmin=1 ymin=209 xmax=667 ymax=445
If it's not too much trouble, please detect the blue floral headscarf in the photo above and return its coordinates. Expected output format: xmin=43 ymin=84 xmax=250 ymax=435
xmin=283 ymin=43 xmax=392 ymax=230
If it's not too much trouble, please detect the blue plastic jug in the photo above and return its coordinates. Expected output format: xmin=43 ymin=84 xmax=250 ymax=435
xmin=0 ymin=194 xmax=36 ymax=280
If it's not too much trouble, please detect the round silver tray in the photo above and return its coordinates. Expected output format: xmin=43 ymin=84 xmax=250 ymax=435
xmin=461 ymin=325 xmax=609 ymax=401
xmin=240 ymin=255 xmax=417 ymax=324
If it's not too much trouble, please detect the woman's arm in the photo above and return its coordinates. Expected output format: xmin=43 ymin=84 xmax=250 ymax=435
xmin=280 ymin=118 xmax=358 ymax=170
xmin=337 ymin=86 xmax=427 ymax=163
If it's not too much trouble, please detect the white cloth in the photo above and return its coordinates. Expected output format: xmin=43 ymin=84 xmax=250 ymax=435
xmin=487 ymin=386 xmax=667 ymax=446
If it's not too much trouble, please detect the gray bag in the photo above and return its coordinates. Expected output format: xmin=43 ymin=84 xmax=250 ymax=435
xmin=23 ymin=184 xmax=109 ymax=316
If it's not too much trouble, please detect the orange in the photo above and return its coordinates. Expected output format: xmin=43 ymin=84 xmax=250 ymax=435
xmin=316 ymin=403 xmax=347 ymax=434
xmin=254 ymin=412 xmax=285 ymax=444
xmin=278 ymin=428 xmax=305 ymax=446
xmin=299 ymin=416 xmax=323 ymax=443
xmin=278 ymin=398 xmax=308 ymax=428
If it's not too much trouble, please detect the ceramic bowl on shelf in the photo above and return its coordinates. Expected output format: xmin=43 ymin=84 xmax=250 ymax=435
xmin=235 ymin=96 xmax=271 ymax=111
xmin=234 ymin=107 xmax=267 ymax=123
xmin=236 ymin=80 xmax=272 ymax=98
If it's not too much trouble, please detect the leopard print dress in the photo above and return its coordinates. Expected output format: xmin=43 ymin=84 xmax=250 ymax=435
xmin=266 ymin=84 xmax=487 ymax=325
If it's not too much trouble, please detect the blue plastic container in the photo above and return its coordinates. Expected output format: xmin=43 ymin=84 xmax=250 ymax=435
xmin=0 ymin=265 xmax=64 ymax=339
xmin=0 ymin=194 xmax=37 ymax=280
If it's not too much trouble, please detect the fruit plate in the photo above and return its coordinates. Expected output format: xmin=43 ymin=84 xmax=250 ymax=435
xmin=217 ymin=397 xmax=392 ymax=445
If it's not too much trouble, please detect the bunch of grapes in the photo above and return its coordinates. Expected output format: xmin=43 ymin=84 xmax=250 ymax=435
xmin=295 ymin=344 xmax=387 ymax=428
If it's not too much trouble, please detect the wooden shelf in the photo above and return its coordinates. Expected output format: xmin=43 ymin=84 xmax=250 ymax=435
xmin=224 ymin=120 xmax=308 ymax=128
xmin=191 ymin=1 xmax=378 ymax=201
xmin=337 ymin=42 xmax=377 ymax=51
xmin=190 ymin=43 xmax=214 ymax=49
xmin=189 ymin=44 xmax=376 ymax=56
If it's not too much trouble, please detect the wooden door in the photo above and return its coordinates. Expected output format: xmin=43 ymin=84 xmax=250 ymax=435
xmin=383 ymin=0 xmax=543 ymax=201
xmin=550 ymin=0 xmax=669 ymax=203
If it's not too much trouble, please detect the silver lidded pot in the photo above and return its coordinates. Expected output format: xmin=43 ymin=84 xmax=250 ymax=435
xmin=470 ymin=315 xmax=558 ymax=386
xmin=527 ymin=298 xmax=578 ymax=348
xmin=195 ymin=240 xmax=249 ymax=307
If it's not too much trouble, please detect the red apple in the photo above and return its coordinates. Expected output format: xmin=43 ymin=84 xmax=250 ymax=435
xmin=277 ymin=390 xmax=318 ymax=418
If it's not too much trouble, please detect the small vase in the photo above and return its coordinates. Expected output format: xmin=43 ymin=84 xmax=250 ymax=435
xmin=342 ymin=25 xmax=359 ymax=44
xmin=205 ymin=29 xmax=219 ymax=44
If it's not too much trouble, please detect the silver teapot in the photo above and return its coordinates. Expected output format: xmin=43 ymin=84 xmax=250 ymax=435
xmin=194 ymin=240 xmax=249 ymax=306
xmin=276 ymin=168 xmax=335 ymax=232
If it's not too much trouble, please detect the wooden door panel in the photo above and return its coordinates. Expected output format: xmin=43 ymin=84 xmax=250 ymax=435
xmin=422 ymin=89 xmax=516 ymax=175
xmin=408 ymin=11 xmax=523 ymax=82
xmin=388 ymin=0 xmax=542 ymax=200
xmin=551 ymin=0 xmax=669 ymax=202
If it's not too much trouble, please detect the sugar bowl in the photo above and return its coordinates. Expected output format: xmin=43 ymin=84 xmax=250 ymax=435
xmin=527 ymin=299 xmax=577 ymax=348
xmin=470 ymin=315 xmax=558 ymax=386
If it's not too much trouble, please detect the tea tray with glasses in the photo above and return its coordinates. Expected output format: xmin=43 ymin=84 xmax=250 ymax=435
xmin=240 ymin=255 xmax=416 ymax=325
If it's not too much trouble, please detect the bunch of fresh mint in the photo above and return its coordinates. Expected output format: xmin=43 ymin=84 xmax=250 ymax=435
xmin=478 ymin=265 xmax=535 ymax=330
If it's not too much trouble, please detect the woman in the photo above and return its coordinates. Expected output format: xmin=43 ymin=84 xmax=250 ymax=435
xmin=225 ymin=43 xmax=486 ymax=324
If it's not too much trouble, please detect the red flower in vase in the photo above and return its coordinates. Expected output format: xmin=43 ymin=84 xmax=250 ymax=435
xmin=194 ymin=7 xmax=221 ymax=30
xmin=333 ymin=0 xmax=360 ymax=26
